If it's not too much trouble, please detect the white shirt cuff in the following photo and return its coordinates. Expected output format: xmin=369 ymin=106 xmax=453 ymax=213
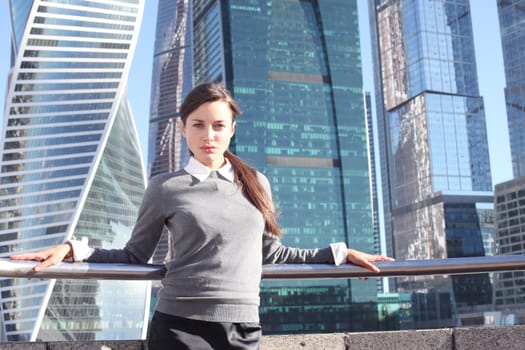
xmin=67 ymin=239 xmax=94 ymax=262
xmin=330 ymin=242 xmax=348 ymax=266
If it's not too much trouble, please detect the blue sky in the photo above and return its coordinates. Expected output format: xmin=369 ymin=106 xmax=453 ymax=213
xmin=0 ymin=1 xmax=513 ymax=185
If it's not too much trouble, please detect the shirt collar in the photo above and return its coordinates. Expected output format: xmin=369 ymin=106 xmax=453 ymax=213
xmin=184 ymin=157 xmax=235 ymax=183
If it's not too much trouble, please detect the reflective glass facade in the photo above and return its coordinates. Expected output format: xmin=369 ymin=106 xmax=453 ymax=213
xmin=193 ymin=0 xmax=381 ymax=333
xmin=494 ymin=177 xmax=525 ymax=317
xmin=370 ymin=0 xmax=493 ymax=328
xmin=147 ymin=0 xmax=193 ymax=316
xmin=148 ymin=0 xmax=192 ymax=179
xmin=493 ymin=0 xmax=525 ymax=323
xmin=0 ymin=0 xmax=149 ymax=341
xmin=365 ymin=92 xmax=381 ymax=256
xmin=499 ymin=0 xmax=525 ymax=177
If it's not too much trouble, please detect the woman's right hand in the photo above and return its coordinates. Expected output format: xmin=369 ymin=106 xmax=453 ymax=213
xmin=10 ymin=243 xmax=73 ymax=272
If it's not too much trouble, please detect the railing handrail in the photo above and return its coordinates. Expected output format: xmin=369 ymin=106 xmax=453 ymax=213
xmin=0 ymin=255 xmax=524 ymax=280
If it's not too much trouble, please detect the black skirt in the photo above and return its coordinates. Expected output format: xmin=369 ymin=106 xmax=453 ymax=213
xmin=147 ymin=311 xmax=262 ymax=350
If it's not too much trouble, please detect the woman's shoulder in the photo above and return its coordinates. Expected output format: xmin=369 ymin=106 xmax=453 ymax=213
xmin=255 ymin=170 xmax=271 ymax=192
xmin=148 ymin=169 xmax=192 ymax=188
xmin=255 ymin=170 xmax=269 ymax=182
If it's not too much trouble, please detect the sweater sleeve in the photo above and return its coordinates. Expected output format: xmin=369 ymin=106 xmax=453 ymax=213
xmin=74 ymin=175 xmax=167 ymax=264
xmin=262 ymin=234 xmax=335 ymax=264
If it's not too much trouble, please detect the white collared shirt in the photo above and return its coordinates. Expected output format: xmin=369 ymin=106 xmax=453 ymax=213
xmin=184 ymin=157 xmax=235 ymax=183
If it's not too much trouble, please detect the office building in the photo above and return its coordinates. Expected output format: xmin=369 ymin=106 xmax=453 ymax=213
xmin=148 ymin=0 xmax=192 ymax=179
xmin=498 ymin=0 xmax=525 ymax=178
xmin=492 ymin=0 xmax=525 ymax=324
xmin=493 ymin=177 xmax=525 ymax=322
xmin=191 ymin=0 xmax=380 ymax=333
xmin=365 ymin=92 xmax=382 ymax=259
xmin=369 ymin=0 xmax=494 ymax=328
xmin=377 ymin=292 xmax=413 ymax=330
xmin=0 ymin=0 xmax=150 ymax=341
xmin=492 ymin=189 xmax=525 ymax=325
xmin=146 ymin=0 xmax=193 ymax=319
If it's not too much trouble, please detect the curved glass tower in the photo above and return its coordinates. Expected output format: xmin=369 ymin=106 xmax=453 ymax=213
xmin=0 ymin=0 xmax=150 ymax=341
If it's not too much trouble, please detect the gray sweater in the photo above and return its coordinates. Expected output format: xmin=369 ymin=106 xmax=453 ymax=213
xmin=84 ymin=166 xmax=337 ymax=323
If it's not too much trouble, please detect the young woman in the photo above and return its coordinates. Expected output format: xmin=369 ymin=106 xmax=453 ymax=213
xmin=11 ymin=83 xmax=394 ymax=349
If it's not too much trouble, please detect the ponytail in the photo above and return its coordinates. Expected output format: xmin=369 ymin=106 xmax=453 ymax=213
xmin=225 ymin=150 xmax=282 ymax=238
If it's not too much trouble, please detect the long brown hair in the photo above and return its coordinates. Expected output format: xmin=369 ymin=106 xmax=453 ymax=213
xmin=180 ymin=83 xmax=282 ymax=237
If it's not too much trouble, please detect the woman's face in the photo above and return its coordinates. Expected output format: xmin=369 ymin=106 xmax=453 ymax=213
xmin=181 ymin=101 xmax=236 ymax=169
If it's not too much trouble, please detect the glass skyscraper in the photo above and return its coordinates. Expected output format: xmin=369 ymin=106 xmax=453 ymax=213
xmin=146 ymin=0 xmax=193 ymax=318
xmin=365 ymin=91 xmax=381 ymax=259
xmin=492 ymin=0 xmax=525 ymax=325
xmin=498 ymin=0 xmax=525 ymax=178
xmin=148 ymin=0 xmax=192 ymax=179
xmin=0 ymin=0 xmax=150 ymax=341
xmin=494 ymin=177 xmax=525 ymax=315
xmin=369 ymin=0 xmax=494 ymax=328
xmin=190 ymin=0 xmax=381 ymax=333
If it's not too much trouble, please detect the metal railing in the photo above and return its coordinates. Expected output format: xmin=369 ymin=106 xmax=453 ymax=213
xmin=1 ymin=254 xmax=525 ymax=280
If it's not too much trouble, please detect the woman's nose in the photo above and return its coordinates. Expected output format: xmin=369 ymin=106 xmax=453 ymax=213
xmin=204 ymin=127 xmax=214 ymax=141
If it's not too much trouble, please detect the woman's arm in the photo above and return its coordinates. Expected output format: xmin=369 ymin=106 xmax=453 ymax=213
xmin=10 ymin=239 xmax=153 ymax=272
xmin=257 ymin=172 xmax=394 ymax=272
xmin=262 ymin=236 xmax=394 ymax=273
xmin=262 ymin=236 xmax=333 ymax=264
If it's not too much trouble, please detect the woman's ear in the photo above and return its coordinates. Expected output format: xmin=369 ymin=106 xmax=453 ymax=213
xmin=231 ymin=121 xmax=236 ymax=136
xmin=180 ymin=119 xmax=186 ymax=138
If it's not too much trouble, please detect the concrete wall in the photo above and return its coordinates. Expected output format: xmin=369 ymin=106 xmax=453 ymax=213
xmin=2 ymin=325 xmax=525 ymax=349
xmin=262 ymin=325 xmax=525 ymax=349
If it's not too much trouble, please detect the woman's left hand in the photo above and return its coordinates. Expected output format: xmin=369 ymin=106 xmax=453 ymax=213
xmin=346 ymin=248 xmax=394 ymax=274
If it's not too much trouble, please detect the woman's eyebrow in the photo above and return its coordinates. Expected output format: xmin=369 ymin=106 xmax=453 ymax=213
xmin=190 ymin=118 xmax=228 ymax=123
